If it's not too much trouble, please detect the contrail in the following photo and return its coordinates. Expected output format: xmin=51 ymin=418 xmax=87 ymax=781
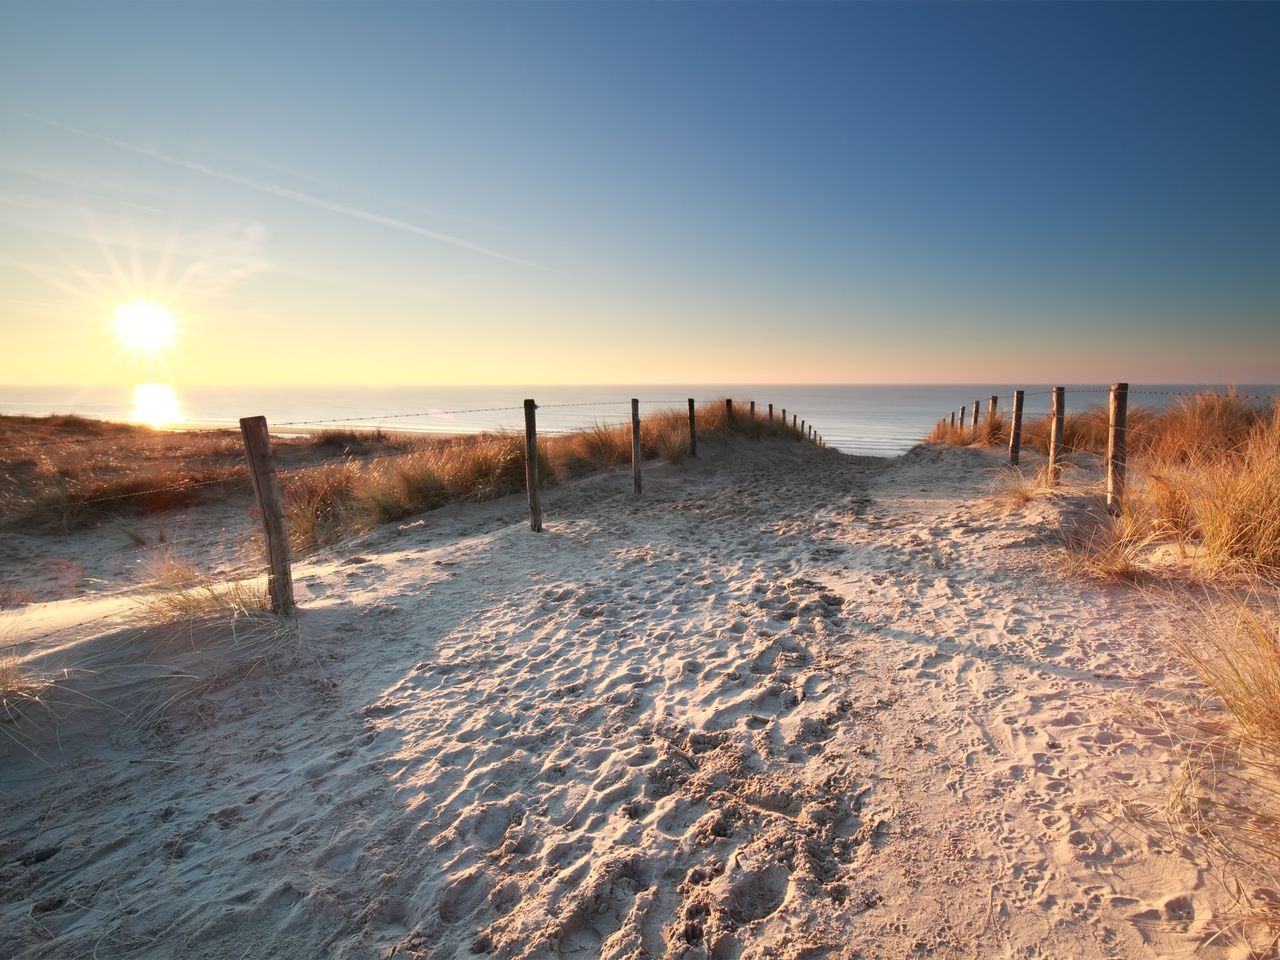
xmin=9 ymin=108 xmax=544 ymax=269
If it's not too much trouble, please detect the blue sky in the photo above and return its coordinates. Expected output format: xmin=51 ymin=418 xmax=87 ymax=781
xmin=1 ymin=1 xmax=1277 ymax=385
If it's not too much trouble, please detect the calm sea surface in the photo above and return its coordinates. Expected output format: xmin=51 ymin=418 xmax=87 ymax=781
xmin=1 ymin=384 xmax=1275 ymax=457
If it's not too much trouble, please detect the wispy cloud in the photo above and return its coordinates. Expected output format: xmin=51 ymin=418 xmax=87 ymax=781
xmin=10 ymin=109 xmax=545 ymax=270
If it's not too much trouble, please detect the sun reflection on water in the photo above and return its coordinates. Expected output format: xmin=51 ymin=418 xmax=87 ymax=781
xmin=132 ymin=383 xmax=182 ymax=427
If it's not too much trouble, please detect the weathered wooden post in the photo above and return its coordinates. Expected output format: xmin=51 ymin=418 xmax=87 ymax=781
xmin=239 ymin=416 xmax=295 ymax=615
xmin=950 ymin=410 xmax=956 ymax=428
xmin=749 ymin=400 xmax=755 ymax=420
xmin=1106 ymin=382 xmax=1129 ymax=513
xmin=1008 ymin=389 xmax=1025 ymax=465
xmin=631 ymin=398 xmax=642 ymax=496
xmin=792 ymin=414 xmax=797 ymax=431
xmin=687 ymin=398 xmax=697 ymax=458
xmin=988 ymin=394 xmax=998 ymax=427
xmin=972 ymin=399 xmax=981 ymax=435
xmin=768 ymin=403 xmax=774 ymax=421
xmin=725 ymin=398 xmax=733 ymax=422
xmin=959 ymin=405 xmax=967 ymax=429
xmin=800 ymin=419 xmax=805 ymax=438
xmin=1048 ymin=386 xmax=1065 ymax=484
xmin=523 ymin=399 xmax=543 ymax=532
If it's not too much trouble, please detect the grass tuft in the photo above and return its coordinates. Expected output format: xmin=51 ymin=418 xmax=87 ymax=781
xmin=990 ymin=462 xmax=1057 ymax=510
xmin=140 ymin=555 xmax=273 ymax=621
xmin=1063 ymin=502 xmax=1162 ymax=582
xmin=1171 ymin=602 xmax=1280 ymax=742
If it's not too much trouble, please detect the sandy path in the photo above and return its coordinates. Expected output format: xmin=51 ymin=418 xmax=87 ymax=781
xmin=0 ymin=440 xmax=1227 ymax=959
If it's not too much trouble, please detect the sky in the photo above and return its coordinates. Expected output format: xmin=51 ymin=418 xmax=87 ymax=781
xmin=1 ymin=1 xmax=1278 ymax=387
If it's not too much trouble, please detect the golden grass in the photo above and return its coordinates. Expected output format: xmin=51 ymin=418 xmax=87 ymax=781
xmin=924 ymin=421 xmax=974 ymax=446
xmin=925 ymin=414 xmax=1006 ymax=448
xmin=1172 ymin=602 xmax=1280 ymax=742
xmin=990 ymin=462 xmax=1058 ymax=510
xmin=938 ymin=392 xmax=1280 ymax=582
xmin=1063 ymin=502 xmax=1163 ymax=582
xmin=0 ymin=607 xmax=44 ymax=725
xmin=140 ymin=554 xmax=273 ymax=620
xmin=1142 ymin=409 xmax=1280 ymax=580
xmin=0 ymin=415 xmax=422 ymax=531
xmin=283 ymin=432 xmax=546 ymax=549
xmin=18 ymin=467 xmax=246 ymax=531
xmin=5 ymin=402 xmax=811 ymax=551
xmin=1146 ymin=598 xmax=1280 ymax=947
xmin=281 ymin=401 xmax=807 ymax=550
xmin=551 ymin=422 xmax=632 ymax=475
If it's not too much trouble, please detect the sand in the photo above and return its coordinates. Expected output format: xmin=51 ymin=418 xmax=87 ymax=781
xmin=0 ymin=438 xmax=1245 ymax=958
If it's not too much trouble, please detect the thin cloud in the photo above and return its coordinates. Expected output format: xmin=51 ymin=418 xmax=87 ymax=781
xmin=10 ymin=109 xmax=544 ymax=270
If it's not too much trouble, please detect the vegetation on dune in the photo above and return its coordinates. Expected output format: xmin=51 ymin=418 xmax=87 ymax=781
xmin=932 ymin=391 xmax=1280 ymax=582
xmin=2 ymin=400 xmax=812 ymax=548
xmin=929 ymin=391 xmax=1280 ymax=930
xmin=283 ymin=401 xmax=809 ymax=550
xmin=0 ymin=416 xmax=423 ymax=532
xmin=926 ymin=413 xmax=1006 ymax=448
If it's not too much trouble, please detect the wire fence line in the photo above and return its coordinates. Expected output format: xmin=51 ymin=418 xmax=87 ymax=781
xmin=5 ymin=394 xmax=824 ymax=619
xmin=933 ymin=382 xmax=1280 ymax=517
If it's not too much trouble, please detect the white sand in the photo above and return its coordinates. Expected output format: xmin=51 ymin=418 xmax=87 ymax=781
xmin=0 ymin=439 xmax=1242 ymax=958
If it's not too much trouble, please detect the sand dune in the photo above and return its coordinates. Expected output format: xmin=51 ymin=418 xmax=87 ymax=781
xmin=0 ymin=439 xmax=1236 ymax=958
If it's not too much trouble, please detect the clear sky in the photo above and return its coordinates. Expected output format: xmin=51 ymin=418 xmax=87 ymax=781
xmin=1 ymin=1 xmax=1277 ymax=386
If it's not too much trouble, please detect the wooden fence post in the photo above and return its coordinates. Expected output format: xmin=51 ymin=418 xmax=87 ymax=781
xmin=687 ymin=398 xmax=697 ymax=459
xmin=988 ymin=394 xmax=998 ymax=426
xmin=631 ymin=398 xmax=642 ymax=496
xmin=1048 ymin=386 xmax=1065 ymax=484
xmin=1106 ymin=382 xmax=1128 ymax=513
xmin=950 ymin=410 xmax=956 ymax=428
xmin=972 ymin=399 xmax=981 ymax=434
xmin=523 ymin=399 xmax=543 ymax=532
xmin=1008 ymin=390 xmax=1025 ymax=466
xmin=725 ymin=398 xmax=733 ymax=422
xmin=781 ymin=408 xmax=787 ymax=431
xmin=768 ymin=403 xmax=774 ymax=421
xmin=749 ymin=400 xmax=755 ymax=420
xmin=959 ymin=405 xmax=967 ymax=429
xmin=792 ymin=414 xmax=797 ymax=431
xmin=239 ymin=416 xmax=295 ymax=615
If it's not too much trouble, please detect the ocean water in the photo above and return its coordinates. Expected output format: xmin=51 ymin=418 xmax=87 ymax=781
xmin=1 ymin=384 xmax=1275 ymax=457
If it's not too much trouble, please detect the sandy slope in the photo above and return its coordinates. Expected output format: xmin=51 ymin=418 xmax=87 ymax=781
xmin=0 ymin=439 xmax=1235 ymax=959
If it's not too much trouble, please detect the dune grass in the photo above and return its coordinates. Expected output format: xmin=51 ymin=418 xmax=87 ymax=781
xmin=4 ymin=401 xmax=812 ymax=553
xmin=933 ymin=391 xmax=1280 ymax=581
xmin=1149 ymin=598 xmax=1280 ymax=946
xmin=0 ymin=415 xmax=424 ymax=532
xmin=281 ymin=401 xmax=808 ymax=550
xmin=0 ymin=582 xmax=41 ymax=721
xmin=1173 ymin=602 xmax=1280 ymax=742
xmin=925 ymin=413 xmax=1006 ymax=448
xmin=989 ymin=462 xmax=1060 ymax=510
xmin=282 ymin=432 xmax=544 ymax=548
xmin=1063 ymin=502 xmax=1164 ymax=582
xmin=140 ymin=554 xmax=274 ymax=621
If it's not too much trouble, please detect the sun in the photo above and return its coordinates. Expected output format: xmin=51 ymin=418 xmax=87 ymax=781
xmin=110 ymin=299 xmax=177 ymax=356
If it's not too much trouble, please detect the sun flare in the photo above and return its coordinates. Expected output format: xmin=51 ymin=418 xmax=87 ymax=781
xmin=131 ymin=383 xmax=182 ymax=427
xmin=111 ymin=299 xmax=177 ymax=356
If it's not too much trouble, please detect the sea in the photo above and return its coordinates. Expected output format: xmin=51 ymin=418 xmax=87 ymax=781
xmin=1 ymin=384 xmax=1275 ymax=458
